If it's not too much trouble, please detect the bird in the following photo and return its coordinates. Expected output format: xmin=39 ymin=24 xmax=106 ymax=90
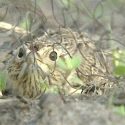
xmin=5 ymin=28 xmax=112 ymax=98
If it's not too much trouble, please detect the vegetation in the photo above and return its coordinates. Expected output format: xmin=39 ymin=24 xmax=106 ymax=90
xmin=113 ymin=49 xmax=125 ymax=76
xmin=1 ymin=0 xmax=125 ymax=124
xmin=114 ymin=105 xmax=125 ymax=116
xmin=0 ymin=72 xmax=6 ymax=91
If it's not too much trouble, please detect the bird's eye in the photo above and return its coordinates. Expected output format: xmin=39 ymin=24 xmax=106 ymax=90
xmin=49 ymin=51 xmax=57 ymax=61
xmin=18 ymin=48 xmax=25 ymax=58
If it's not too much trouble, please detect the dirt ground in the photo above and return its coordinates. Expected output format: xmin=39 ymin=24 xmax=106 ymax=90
xmin=0 ymin=0 xmax=125 ymax=125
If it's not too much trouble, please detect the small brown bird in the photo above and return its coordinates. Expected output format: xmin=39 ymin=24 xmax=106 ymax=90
xmin=5 ymin=28 xmax=111 ymax=98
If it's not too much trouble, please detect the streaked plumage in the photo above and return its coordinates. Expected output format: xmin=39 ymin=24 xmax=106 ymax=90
xmin=5 ymin=28 xmax=111 ymax=98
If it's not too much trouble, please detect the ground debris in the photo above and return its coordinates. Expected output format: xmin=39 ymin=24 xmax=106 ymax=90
xmin=0 ymin=93 xmax=124 ymax=125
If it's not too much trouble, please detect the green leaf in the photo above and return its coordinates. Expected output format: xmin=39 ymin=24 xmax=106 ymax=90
xmin=19 ymin=13 xmax=32 ymax=31
xmin=40 ymin=81 xmax=59 ymax=93
xmin=57 ymin=58 xmax=67 ymax=70
xmin=93 ymin=2 xmax=103 ymax=19
xmin=61 ymin=0 xmax=73 ymax=7
xmin=20 ymin=19 xmax=31 ymax=30
xmin=114 ymin=105 xmax=125 ymax=116
xmin=57 ymin=56 xmax=81 ymax=70
xmin=46 ymin=85 xmax=59 ymax=93
xmin=114 ymin=65 xmax=125 ymax=76
xmin=66 ymin=56 xmax=81 ymax=70
xmin=112 ymin=49 xmax=125 ymax=76
xmin=0 ymin=72 xmax=6 ymax=91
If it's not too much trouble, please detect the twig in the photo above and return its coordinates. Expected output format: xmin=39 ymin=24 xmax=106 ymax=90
xmin=0 ymin=22 xmax=30 ymax=35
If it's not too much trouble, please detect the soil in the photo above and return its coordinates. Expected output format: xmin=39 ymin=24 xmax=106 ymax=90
xmin=0 ymin=0 xmax=125 ymax=125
